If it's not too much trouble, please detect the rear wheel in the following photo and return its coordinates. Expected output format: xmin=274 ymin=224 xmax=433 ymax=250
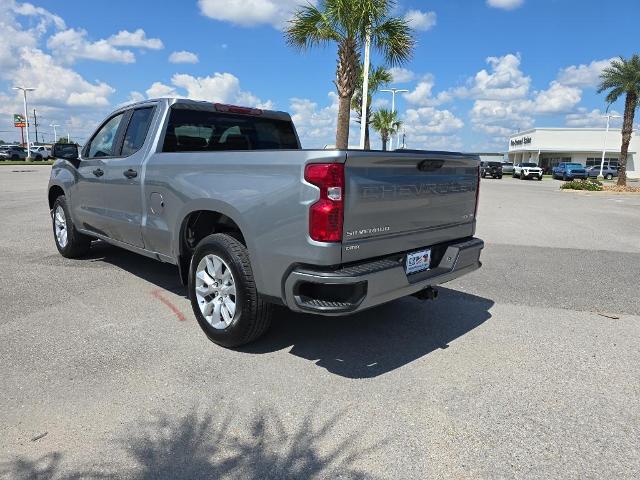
xmin=605 ymin=173 xmax=613 ymax=180
xmin=189 ymin=233 xmax=272 ymax=348
xmin=51 ymin=196 xmax=92 ymax=258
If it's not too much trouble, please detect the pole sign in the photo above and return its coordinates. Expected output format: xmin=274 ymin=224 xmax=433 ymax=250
xmin=14 ymin=114 xmax=26 ymax=128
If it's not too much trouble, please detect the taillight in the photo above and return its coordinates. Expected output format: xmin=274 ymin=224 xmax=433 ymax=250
xmin=305 ymin=163 xmax=344 ymax=242
xmin=474 ymin=165 xmax=481 ymax=218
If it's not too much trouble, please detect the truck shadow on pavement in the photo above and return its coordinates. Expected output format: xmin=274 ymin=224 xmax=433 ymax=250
xmin=1 ymin=407 xmax=383 ymax=480
xmin=243 ymin=288 xmax=494 ymax=379
xmin=84 ymin=241 xmax=187 ymax=296
xmin=82 ymin=242 xmax=493 ymax=380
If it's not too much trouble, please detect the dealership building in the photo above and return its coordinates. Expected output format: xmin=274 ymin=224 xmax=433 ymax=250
xmin=507 ymin=128 xmax=639 ymax=178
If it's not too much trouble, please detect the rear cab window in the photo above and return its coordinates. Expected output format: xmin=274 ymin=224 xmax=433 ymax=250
xmin=162 ymin=106 xmax=300 ymax=152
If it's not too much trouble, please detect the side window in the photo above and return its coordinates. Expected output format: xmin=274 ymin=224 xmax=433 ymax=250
xmin=121 ymin=107 xmax=155 ymax=157
xmin=87 ymin=113 xmax=125 ymax=158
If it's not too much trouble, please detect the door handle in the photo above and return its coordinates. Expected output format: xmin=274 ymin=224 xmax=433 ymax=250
xmin=93 ymin=168 xmax=104 ymax=177
xmin=123 ymin=169 xmax=138 ymax=179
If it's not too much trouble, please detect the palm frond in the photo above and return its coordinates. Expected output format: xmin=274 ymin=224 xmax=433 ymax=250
xmin=285 ymin=4 xmax=340 ymax=50
xmin=371 ymin=17 xmax=415 ymax=66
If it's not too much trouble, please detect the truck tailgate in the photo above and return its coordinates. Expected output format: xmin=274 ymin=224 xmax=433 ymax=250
xmin=342 ymin=151 xmax=479 ymax=263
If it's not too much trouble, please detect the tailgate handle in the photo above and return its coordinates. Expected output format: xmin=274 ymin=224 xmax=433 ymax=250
xmin=417 ymin=159 xmax=444 ymax=172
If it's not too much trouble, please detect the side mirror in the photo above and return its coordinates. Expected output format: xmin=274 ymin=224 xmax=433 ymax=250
xmin=51 ymin=143 xmax=79 ymax=161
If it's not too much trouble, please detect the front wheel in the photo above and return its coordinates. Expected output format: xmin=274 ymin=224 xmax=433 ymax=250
xmin=189 ymin=233 xmax=272 ymax=348
xmin=605 ymin=173 xmax=613 ymax=180
xmin=51 ymin=196 xmax=92 ymax=258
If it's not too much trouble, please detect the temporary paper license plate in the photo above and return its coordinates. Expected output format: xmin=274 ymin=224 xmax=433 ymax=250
xmin=406 ymin=249 xmax=431 ymax=275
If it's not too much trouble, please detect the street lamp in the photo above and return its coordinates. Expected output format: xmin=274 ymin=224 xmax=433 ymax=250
xmin=12 ymin=86 xmax=35 ymax=159
xmin=49 ymin=123 xmax=60 ymax=143
xmin=380 ymin=88 xmax=409 ymax=150
xmin=599 ymin=114 xmax=622 ymax=180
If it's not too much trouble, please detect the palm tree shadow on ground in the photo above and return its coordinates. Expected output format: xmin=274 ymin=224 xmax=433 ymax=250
xmin=1 ymin=407 xmax=384 ymax=480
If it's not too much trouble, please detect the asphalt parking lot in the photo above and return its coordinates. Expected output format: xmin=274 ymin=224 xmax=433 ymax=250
xmin=1 ymin=166 xmax=639 ymax=479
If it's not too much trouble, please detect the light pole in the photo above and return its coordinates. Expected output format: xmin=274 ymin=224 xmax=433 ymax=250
xmin=380 ymin=88 xmax=408 ymax=150
xmin=50 ymin=123 xmax=60 ymax=143
xmin=12 ymin=86 xmax=35 ymax=159
xmin=599 ymin=113 xmax=622 ymax=180
xmin=359 ymin=29 xmax=371 ymax=150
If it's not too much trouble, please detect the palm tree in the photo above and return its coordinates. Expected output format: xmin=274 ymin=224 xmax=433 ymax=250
xmin=371 ymin=108 xmax=402 ymax=151
xmin=351 ymin=65 xmax=392 ymax=149
xmin=598 ymin=55 xmax=640 ymax=186
xmin=285 ymin=0 xmax=414 ymax=149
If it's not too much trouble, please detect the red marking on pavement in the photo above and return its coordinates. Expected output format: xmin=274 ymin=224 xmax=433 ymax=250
xmin=151 ymin=289 xmax=187 ymax=322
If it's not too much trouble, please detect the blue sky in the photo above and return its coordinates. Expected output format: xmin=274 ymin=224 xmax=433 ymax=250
xmin=0 ymin=0 xmax=638 ymax=150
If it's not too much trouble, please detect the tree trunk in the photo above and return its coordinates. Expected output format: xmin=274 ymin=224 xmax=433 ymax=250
xmin=365 ymin=123 xmax=370 ymax=150
xmin=381 ymin=134 xmax=388 ymax=151
xmin=336 ymin=96 xmax=351 ymax=149
xmin=335 ymin=38 xmax=359 ymax=149
xmin=617 ymin=92 xmax=637 ymax=186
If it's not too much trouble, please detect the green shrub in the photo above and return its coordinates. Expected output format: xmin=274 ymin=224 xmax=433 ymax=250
xmin=560 ymin=179 xmax=603 ymax=191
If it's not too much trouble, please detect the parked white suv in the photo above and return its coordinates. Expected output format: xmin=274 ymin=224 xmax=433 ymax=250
xmin=513 ymin=162 xmax=543 ymax=181
xmin=31 ymin=145 xmax=51 ymax=159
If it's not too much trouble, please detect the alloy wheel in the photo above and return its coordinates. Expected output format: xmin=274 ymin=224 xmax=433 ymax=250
xmin=54 ymin=206 xmax=68 ymax=248
xmin=195 ymin=254 xmax=237 ymax=330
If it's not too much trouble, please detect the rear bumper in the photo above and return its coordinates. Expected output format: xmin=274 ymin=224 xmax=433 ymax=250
xmin=284 ymin=237 xmax=484 ymax=315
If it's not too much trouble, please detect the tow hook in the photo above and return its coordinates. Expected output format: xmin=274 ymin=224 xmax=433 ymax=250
xmin=413 ymin=286 xmax=438 ymax=301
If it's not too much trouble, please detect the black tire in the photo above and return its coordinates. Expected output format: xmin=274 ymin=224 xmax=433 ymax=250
xmin=35 ymin=154 xmax=43 ymax=161
xmin=11 ymin=154 xmax=19 ymax=160
xmin=51 ymin=195 xmax=92 ymax=258
xmin=606 ymin=174 xmax=613 ymax=180
xmin=563 ymin=174 xmax=568 ymax=181
xmin=189 ymin=233 xmax=272 ymax=348
xmin=497 ymin=175 xmax=503 ymax=179
xmin=512 ymin=173 xmax=516 ymax=178
xmin=538 ymin=175 xmax=543 ymax=181
xmin=520 ymin=173 xmax=526 ymax=180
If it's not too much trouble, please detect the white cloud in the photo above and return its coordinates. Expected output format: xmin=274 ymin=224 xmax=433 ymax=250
xmin=146 ymin=82 xmax=177 ymax=98
xmin=532 ymin=81 xmax=581 ymax=114
xmin=404 ymin=10 xmax=437 ymax=31
xmin=565 ymin=108 xmax=621 ymax=128
xmin=11 ymin=1 xmax=66 ymax=29
xmin=169 ymin=50 xmax=199 ymax=64
xmin=120 ymin=91 xmax=146 ymax=107
xmin=108 ymin=29 xmax=163 ymax=49
xmin=289 ymin=92 xmax=361 ymax=148
xmin=0 ymin=2 xmax=120 ymax=143
xmin=467 ymin=53 xmax=531 ymax=100
xmin=14 ymin=48 xmax=114 ymax=107
xmin=47 ymin=28 xmax=135 ymax=63
xmin=198 ymin=0 xmax=316 ymax=28
xmin=403 ymin=74 xmax=454 ymax=107
xmin=487 ymin=0 xmax=524 ymax=10
xmin=557 ymin=58 xmax=614 ymax=88
xmin=389 ymin=67 xmax=415 ymax=83
xmin=404 ymin=107 xmax=464 ymax=135
xmin=143 ymin=72 xmax=273 ymax=109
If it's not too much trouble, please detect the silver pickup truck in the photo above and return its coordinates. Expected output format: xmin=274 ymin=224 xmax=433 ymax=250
xmin=48 ymin=98 xmax=483 ymax=347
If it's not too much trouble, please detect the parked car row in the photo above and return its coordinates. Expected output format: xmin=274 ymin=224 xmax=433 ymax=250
xmin=481 ymin=160 xmax=619 ymax=182
xmin=0 ymin=144 xmax=51 ymax=160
